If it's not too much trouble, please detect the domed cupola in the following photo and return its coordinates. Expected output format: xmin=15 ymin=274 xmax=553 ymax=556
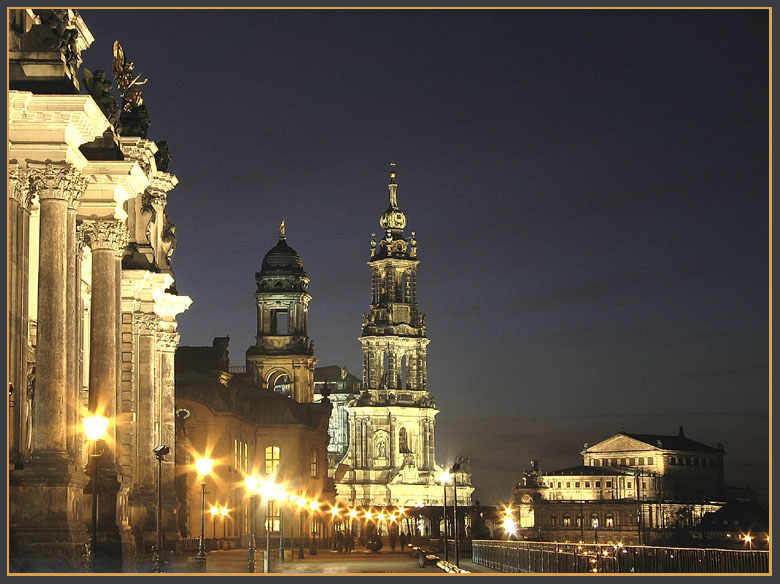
xmin=256 ymin=221 xmax=309 ymax=293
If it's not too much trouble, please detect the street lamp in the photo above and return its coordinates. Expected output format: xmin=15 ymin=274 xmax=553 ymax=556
xmin=210 ymin=506 xmax=220 ymax=542
xmin=152 ymin=444 xmax=170 ymax=572
xmin=330 ymin=505 xmax=340 ymax=550
xmin=245 ymin=476 xmax=259 ymax=572
xmin=195 ymin=457 xmax=214 ymax=570
xmin=438 ymin=470 xmax=452 ymax=562
xmin=83 ymin=414 xmax=109 ymax=573
xmin=220 ymin=507 xmax=229 ymax=545
xmin=296 ymin=497 xmax=307 ymax=559
xmin=503 ymin=510 xmax=517 ymax=540
xmin=450 ymin=462 xmax=461 ymax=569
xmin=745 ymin=535 xmax=753 ymax=550
xmin=309 ymin=500 xmax=319 ymax=555
xmin=269 ymin=484 xmax=288 ymax=565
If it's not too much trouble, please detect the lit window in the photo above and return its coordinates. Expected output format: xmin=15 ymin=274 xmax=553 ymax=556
xmin=563 ymin=514 xmax=571 ymax=527
xmin=311 ymin=449 xmax=319 ymax=478
xmin=550 ymin=515 xmax=558 ymax=527
xmin=605 ymin=513 xmax=614 ymax=527
xmin=591 ymin=513 xmax=599 ymax=528
xmin=265 ymin=500 xmax=280 ymax=533
xmin=576 ymin=513 xmax=583 ymax=527
xmin=265 ymin=445 xmax=280 ymax=475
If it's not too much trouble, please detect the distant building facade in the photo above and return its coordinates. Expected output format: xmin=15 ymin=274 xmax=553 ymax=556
xmin=313 ymin=365 xmax=360 ymax=467
xmin=8 ymin=9 xmax=191 ymax=572
xmin=332 ymin=168 xmax=474 ymax=512
xmin=513 ymin=429 xmax=735 ymax=546
xmin=174 ymin=230 xmax=333 ymax=550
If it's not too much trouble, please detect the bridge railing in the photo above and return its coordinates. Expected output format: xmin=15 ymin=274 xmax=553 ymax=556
xmin=471 ymin=540 xmax=769 ymax=573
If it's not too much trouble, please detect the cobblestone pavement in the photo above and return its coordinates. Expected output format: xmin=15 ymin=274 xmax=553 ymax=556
xmin=167 ymin=548 xmax=496 ymax=574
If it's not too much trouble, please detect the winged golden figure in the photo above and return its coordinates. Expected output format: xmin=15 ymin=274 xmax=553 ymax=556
xmin=112 ymin=40 xmax=147 ymax=112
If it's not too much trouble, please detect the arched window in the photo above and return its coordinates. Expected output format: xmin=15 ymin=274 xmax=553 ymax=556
xmin=605 ymin=513 xmax=614 ymax=527
xmin=265 ymin=445 xmax=280 ymax=475
xmin=591 ymin=513 xmax=599 ymax=529
xmin=563 ymin=514 xmax=571 ymax=527
xmin=576 ymin=513 xmax=583 ymax=527
xmin=311 ymin=449 xmax=319 ymax=478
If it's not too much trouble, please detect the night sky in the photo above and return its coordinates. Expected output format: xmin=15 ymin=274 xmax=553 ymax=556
xmin=78 ymin=8 xmax=769 ymax=504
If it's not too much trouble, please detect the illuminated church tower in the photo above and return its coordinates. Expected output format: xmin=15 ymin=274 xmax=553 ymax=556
xmin=336 ymin=166 xmax=473 ymax=511
xmin=246 ymin=222 xmax=316 ymax=403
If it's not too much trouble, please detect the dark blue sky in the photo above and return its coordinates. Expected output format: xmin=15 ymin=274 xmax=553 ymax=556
xmin=80 ymin=8 xmax=769 ymax=503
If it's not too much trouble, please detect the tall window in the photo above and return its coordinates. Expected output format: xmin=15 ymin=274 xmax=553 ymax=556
xmin=311 ymin=449 xmax=319 ymax=478
xmin=576 ymin=513 xmax=583 ymax=527
xmin=243 ymin=442 xmax=248 ymax=473
xmin=591 ymin=513 xmax=599 ymax=528
xmin=563 ymin=514 xmax=571 ymax=527
xmin=265 ymin=500 xmax=280 ymax=533
xmin=265 ymin=445 xmax=280 ymax=475
xmin=399 ymin=428 xmax=409 ymax=453
xmin=605 ymin=513 xmax=614 ymax=527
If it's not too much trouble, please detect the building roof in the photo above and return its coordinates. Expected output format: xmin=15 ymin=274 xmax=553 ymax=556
xmin=618 ymin=431 xmax=722 ymax=453
xmin=176 ymin=370 xmax=330 ymax=430
xmin=314 ymin=365 xmax=361 ymax=387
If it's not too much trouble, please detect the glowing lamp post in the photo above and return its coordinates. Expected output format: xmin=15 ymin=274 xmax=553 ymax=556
xmin=503 ymin=513 xmax=517 ymax=540
xmin=309 ymin=500 xmax=319 ymax=555
xmin=83 ymin=415 xmax=109 ymax=572
xmin=296 ymin=497 xmax=306 ymax=559
xmin=450 ymin=462 xmax=461 ymax=568
xmin=745 ymin=535 xmax=753 ymax=550
xmin=438 ymin=470 xmax=452 ymax=562
xmin=245 ymin=476 xmax=259 ymax=572
xmin=195 ymin=457 xmax=214 ymax=570
xmin=220 ymin=507 xmax=229 ymax=544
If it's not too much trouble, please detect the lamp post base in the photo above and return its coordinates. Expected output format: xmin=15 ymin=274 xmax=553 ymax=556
xmin=263 ymin=550 xmax=270 ymax=573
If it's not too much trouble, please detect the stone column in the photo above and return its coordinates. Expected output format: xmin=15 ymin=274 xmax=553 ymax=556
xmin=66 ymin=191 xmax=84 ymax=459
xmin=134 ymin=314 xmax=159 ymax=487
xmin=31 ymin=164 xmax=88 ymax=455
xmin=7 ymin=168 xmax=34 ymax=467
xmin=81 ymin=217 xmax=128 ymax=572
xmin=157 ymin=330 xmax=181 ymax=544
xmin=9 ymin=163 xmax=90 ymax=572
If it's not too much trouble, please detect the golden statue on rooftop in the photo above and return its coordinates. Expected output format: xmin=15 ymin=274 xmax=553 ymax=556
xmin=112 ymin=40 xmax=147 ymax=112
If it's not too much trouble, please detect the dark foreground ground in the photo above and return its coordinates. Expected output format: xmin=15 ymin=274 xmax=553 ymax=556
xmin=168 ymin=547 xmax=497 ymax=575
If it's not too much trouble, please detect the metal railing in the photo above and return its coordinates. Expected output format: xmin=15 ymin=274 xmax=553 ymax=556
xmin=471 ymin=540 xmax=769 ymax=573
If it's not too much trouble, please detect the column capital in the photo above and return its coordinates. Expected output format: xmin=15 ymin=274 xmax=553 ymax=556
xmin=155 ymin=331 xmax=180 ymax=353
xmin=26 ymin=162 xmax=89 ymax=208
xmin=133 ymin=312 xmax=160 ymax=335
xmin=79 ymin=217 xmax=129 ymax=255
xmin=8 ymin=167 xmax=36 ymax=211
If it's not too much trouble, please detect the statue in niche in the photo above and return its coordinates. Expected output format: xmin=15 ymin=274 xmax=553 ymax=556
xmin=376 ymin=439 xmax=386 ymax=458
xmin=83 ymin=68 xmax=121 ymax=127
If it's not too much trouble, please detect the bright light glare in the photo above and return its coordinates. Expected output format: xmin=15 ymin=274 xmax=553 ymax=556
xmin=310 ymin=501 xmax=319 ymax=511
xmin=297 ymin=497 xmax=307 ymax=508
xmin=503 ymin=516 xmax=517 ymax=535
xmin=83 ymin=415 xmax=109 ymax=441
xmin=195 ymin=457 xmax=214 ymax=476
xmin=331 ymin=507 xmax=339 ymax=516
xmin=349 ymin=510 xmax=358 ymax=518
xmin=210 ymin=506 xmax=219 ymax=516
xmin=220 ymin=507 xmax=229 ymax=517
xmin=438 ymin=470 xmax=452 ymax=484
xmin=378 ymin=513 xmax=385 ymax=521
xmin=245 ymin=476 xmax=259 ymax=491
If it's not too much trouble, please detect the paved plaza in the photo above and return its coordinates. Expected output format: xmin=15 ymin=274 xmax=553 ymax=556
xmin=168 ymin=548 xmax=496 ymax=575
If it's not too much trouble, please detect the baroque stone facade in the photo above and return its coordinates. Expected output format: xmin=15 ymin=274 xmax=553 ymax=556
xmin=332 ymin=167 xmax=474 ymax=510
xmin=512 ymin=429 xmax=730 ymax=545
xmin=8 ymin=9 xmax=191 ymax=572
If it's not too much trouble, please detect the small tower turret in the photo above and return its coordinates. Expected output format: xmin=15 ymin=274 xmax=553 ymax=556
xmin=246 ymin=222 xmax=316 ymax=402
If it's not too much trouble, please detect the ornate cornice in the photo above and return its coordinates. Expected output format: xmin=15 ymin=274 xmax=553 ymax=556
xmin=26 ymin=162 xmax=89 ymax=208
xmin=133 ymin=312 xmax=160 ymax=335
xmin=156 ymin=331 xmax=180 ymax=352
xmin=79 ymin=217 xmax=129 ymax=254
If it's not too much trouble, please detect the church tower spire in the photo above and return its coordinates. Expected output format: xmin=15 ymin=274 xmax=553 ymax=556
xmin=246 ymin=222 xmax=316 ymax=402
xmin=361 ymin=165 xmax=428 ymax=395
